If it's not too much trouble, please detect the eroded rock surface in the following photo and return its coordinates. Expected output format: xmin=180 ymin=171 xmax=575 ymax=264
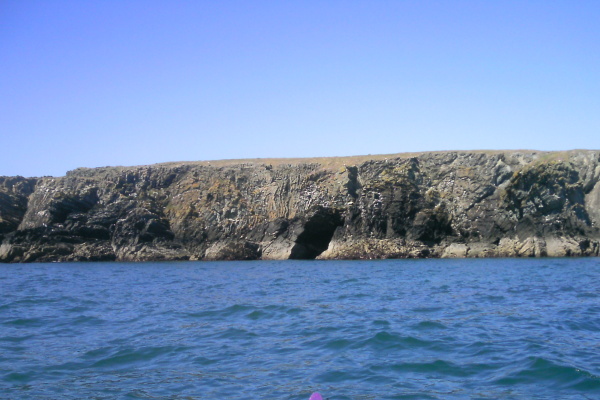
xmin=1 ymin=150 xmax=599 ymax=262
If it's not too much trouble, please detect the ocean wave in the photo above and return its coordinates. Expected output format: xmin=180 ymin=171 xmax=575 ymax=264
xmin=90 ymin=345 xmax=189 ymax=369
xmin=493 ymin=356 xmax=600 ymax=390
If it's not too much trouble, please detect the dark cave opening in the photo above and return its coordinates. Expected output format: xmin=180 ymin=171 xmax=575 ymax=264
xmin=289 ymin=208 xmax=344 ymax=260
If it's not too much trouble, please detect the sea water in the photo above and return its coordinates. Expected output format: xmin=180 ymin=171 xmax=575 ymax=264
xmin=1 ymin=258 xmax=599 ymax=400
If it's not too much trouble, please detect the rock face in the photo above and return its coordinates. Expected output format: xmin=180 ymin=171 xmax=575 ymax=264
xmin=1 ymin=150 xmax=599 ymax=262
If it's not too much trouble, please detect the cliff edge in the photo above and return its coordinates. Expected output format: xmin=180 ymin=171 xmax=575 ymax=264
xmin=1 ymin=150 xmax=599 ymax=262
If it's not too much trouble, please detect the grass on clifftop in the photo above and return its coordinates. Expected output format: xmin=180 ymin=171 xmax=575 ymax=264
xmin=67 ymin=149 xmax=597 ymax=177
xmin=155 ymin=149 xmax=551 ymax=171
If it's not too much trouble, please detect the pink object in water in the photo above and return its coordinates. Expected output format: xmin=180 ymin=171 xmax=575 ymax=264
xmin=309 ymin=393 xmax=323 ymax=400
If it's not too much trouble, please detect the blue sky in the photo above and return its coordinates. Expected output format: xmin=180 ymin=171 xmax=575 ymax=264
xmin=1 ymin=1 xmax=599 ymax=177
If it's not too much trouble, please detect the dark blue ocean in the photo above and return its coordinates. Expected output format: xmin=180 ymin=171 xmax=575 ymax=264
xmin=1 ymin=258 xmax=600 ymax=400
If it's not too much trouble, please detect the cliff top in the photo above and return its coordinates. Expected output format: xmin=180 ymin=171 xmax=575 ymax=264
xmin=63 ymin=149 xmax=597 ymax=178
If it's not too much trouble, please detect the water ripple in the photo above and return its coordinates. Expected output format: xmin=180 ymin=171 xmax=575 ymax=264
xmin=1 ymin=258 xmax=600 ymax=399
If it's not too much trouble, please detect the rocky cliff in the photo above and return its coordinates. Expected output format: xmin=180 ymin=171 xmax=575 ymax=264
xmin=1 ymin=150 xmax=599 ymax=262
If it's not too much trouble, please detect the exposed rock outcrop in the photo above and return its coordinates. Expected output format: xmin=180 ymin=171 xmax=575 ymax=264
xmin=1 ymin=150 xmax=599 ymax=262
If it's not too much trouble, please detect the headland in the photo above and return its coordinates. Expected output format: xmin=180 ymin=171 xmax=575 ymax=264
xmin=1 ymin=150 xmax=599 ymax=262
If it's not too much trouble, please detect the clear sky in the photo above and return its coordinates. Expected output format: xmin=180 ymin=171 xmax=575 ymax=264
xmin=1 ymin=1 xmax=599 ymax=177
